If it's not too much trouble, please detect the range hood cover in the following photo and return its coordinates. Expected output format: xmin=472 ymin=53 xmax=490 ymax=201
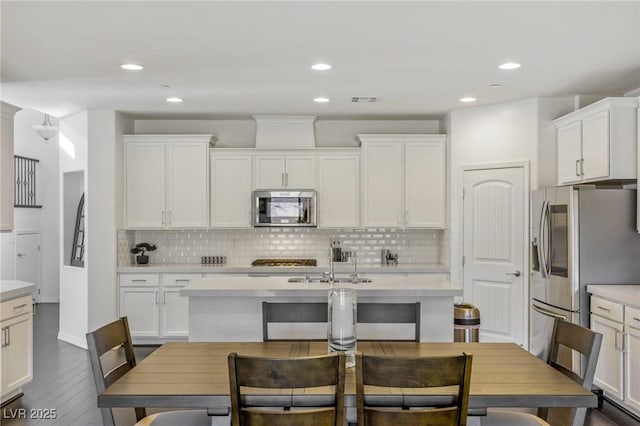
xmin=253 ymin=115 xmax=316 ymax=148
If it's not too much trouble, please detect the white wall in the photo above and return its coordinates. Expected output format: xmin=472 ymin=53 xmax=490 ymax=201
xmin=133 ymin=118 xmax=442 ymax=147
xmin=446 ymin=97 xmax=572 ymax=289
xmin=58 ymin=109 xmax=127 ymax=345
xmin=58 ymin=111 xmax=89 ymax=348
xmin=87 ymin=110 xmax=120 ymax=331
xmin=11 ymin=108 xmax=60 ymax=302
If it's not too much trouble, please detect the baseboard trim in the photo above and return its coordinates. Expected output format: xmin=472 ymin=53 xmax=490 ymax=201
xmin=57 ymin=332 xmax=88 ymax=349
xmin=603 ymin=396 xmax=640 ymax=422
xmin=39 ymin=297 xmax=59 ymax=303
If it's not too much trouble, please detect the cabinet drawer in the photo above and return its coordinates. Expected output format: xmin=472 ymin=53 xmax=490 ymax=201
xmin=120 ymin=274 xmax=160 ymax=287
xmin=591 ymin=296 xmax=623 ymax=322
xmin=162 ymin=274 xmax=202 ymax=287
xmin=626 ymin=305 xmax=640 ymax=329
xmin=1 ymin=295 xmax=32 ymax=321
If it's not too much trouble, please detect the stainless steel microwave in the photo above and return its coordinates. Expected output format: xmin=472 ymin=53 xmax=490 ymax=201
xmin=252 ymin=190 xmax=316 ymax=227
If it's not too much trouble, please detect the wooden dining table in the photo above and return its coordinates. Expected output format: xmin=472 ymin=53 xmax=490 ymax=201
xmin=99 ymin=341 xmax=597 ymax=420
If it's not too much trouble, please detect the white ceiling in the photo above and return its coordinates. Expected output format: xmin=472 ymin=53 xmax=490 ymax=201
xmin=2 ymin=1 xmax=639 ymax=119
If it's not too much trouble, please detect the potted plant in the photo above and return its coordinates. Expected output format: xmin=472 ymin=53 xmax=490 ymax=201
xmin=131 ymin=242 xmax=157 ymax=265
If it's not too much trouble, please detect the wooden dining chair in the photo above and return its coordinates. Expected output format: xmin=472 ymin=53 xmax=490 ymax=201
xmin=480 ymin=318 xmax=603 ymax=426
xmin=356 ymin=352 xmax=473 ymax=426
xmin=86 ymin=317 xmax=210 ymax=426
xmin=228 ymin=352 xmax=346 ymax=426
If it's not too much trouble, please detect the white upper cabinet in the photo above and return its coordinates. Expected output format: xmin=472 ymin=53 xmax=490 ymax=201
xmin=125 ymin=135 xmax=211 ymax=229
xmin=317 ymin=152 xmax=360 ymax=228
xmin=254 ymin=154 xmax=315 ymax=189
xmin=360 ymin=134 xmax=447 ymax=229
xmin=125 ymin=142 xmax=165 ymax=228
xmin=210 ymin=152 xmax=253 ymax=228
xmin=362 ymin=142 xmax=404 ymax=227
xmin=405 ymin=141 xmax=446 ymax=228
xmin=556 ymin=121 xmax=583 ymax=185
xmin=554 ymin=97 xmax=637 ymax=186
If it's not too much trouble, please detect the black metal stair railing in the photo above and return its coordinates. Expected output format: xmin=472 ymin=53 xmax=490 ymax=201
xmin=14 ymin=155 xmax=42 ymax=208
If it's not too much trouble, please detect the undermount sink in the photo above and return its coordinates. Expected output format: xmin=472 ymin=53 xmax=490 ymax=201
xmin=287 ymin=277 xmax=371 ymax=284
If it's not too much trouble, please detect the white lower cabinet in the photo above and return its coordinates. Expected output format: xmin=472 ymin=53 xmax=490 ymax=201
xmin=590 ymin=295 xmax=640 ymax=417
xmin=119 ymin=273 xmax=198 ymax=341
xmin=1 ymin=295 xmax=33 ymax=401
xmin=591 ymin=313 xmax=624 ymax=399
xmin=624 ymin=307 xmax=640 ymax=413
xmin=161 ymin=287 xmax=189 ymax=337
xmin=120 ymin=287 xmax=160 ymax=337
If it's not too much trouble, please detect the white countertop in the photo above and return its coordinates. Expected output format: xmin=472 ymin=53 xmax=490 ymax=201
xmin=117 ymin=263 xmax=449 ymax=275
xmin=0 ymin=280 xmax=36 ymax=302
xmin=587 ymin=285 xmax=640 ymax=308
xmin=181 ymin=275 xmax=461 ymax=298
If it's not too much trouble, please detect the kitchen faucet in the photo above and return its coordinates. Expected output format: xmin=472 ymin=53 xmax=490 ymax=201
xmin=327 ymin=242 xmax=335 ymax=282
xmin=350 ymin=252 xmax=358 ymax=280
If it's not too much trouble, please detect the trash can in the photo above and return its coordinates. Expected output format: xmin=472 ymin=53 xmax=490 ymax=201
xmin=454 ymin=303 xmax=480 ymax=342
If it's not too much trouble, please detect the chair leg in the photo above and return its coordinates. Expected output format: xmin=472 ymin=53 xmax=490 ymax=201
xmin=135 ymin=407 xmax=147 ymax=422
xmin=100 ymin=407 xmax=116 ymax=426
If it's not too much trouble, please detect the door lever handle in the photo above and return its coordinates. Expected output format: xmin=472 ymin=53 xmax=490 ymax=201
xmin=506 ymin=270 xmax=521 ymax=277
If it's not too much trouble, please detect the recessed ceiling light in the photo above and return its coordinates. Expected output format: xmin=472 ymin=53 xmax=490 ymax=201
xmin=311 ymin=63 xmax=332 ymax=71
xmin=166 ymin=97 xmax=183 ymax=103
xmin=121 ymin=63 xmax=144 ymax=71
xmin=499 ymin=62 xmax=521 ymax=70
xmin=313 ymin=97 xmax=330 ymax=103
xmin=489 ymin=83 xmax=502 ymax=88
xmin=460 ymin=97 xmax=477 ymax=103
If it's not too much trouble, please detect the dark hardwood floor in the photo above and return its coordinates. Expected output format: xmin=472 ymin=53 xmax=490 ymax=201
xmin=1 ymin=303 xmax=638 ymax=425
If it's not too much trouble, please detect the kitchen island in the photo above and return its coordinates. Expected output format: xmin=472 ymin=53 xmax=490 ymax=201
xmin=181 ymin=275 xmax=461 ymax=342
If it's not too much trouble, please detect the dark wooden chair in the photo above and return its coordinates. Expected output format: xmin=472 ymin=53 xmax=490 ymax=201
xmin=262 ymin=301 xmax=327 ymax=341
xmin=358 ymin=302 xmax=421 ymax=341
xmin=86 ymin=317 xmax=210 ymax=426
xmin=86 ymin=317 xmax=147 ymax=426
xmin=356 ymin=352 xmax=473 ymax=426
xmin=228 ymin=352 xmax=346 ymax=426
xmin=262 ymin=301 xmax=420 ymax=341
xmin=481 ymin=318 xmax=603 ymax=426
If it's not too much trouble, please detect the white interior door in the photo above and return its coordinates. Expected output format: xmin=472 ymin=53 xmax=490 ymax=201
xmin=463 ymin=167 xmax=526 ymax=345
xmin=15 ymin=231 xmax=40 ymax=303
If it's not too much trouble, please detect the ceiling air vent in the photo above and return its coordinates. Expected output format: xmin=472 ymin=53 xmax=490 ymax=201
xmin=351 ymin=96 xmax=378 ymax=103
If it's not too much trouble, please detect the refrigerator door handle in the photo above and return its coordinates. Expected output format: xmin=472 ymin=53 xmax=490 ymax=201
xmin=532 ymin=304 xmax=568 ymax=321
xmin=538 ymin=200 xmax=550 ymax=278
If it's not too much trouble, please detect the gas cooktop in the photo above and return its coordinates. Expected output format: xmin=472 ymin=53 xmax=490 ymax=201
xmin=251 ymin=259 xmax=317 ymax=267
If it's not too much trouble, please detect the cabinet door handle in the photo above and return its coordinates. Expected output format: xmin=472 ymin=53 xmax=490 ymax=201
xmin=575 ymin=160 xmax=580 ymax=177
xmin=281 ymin=173 xmax=285 ymax=187
xmin=161 ymin=210 xmax=165 ymax=226
xmin=155 ymin=291 xmax=159 ymax=305
xmin=174 ymin=279 xmax=189 ymax=283
xmin=615 ymin=329 xmax=623 ymax=351
xmin=633 ymin=317 xmax=640 ymax=322
xmin=397 ymin=211 xmax=401 ymax=225
xmin=13 ymin=303 xmax=28 ymax=310
xmin=132 ymin=279 xmax=147 ymax=282
xmin=285 ymin=173 xmax=289 ymax=187
xmin=1 ymin=328 xmax=5 ymax=347
xmin=580 ymin=158 xmax=584 ymax=176
xmin=163 ymin=290 xmax=167 ymax=305
xmin=6 ymin=327 xmax=9 ymax=347
xmin=596 ymin=306 xmax=611 ymax=312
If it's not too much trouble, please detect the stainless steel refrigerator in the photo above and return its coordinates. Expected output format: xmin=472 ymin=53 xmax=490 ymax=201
xmin=530 ymin=186 xmax=640 ymax=372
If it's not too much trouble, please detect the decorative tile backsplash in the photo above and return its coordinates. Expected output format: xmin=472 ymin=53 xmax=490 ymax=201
xmin=118 ymin=228 xmax=446 ymax=266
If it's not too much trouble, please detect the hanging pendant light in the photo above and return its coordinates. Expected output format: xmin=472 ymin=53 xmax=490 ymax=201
xmin=33 ymin=113 xmax=58 ymax=142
